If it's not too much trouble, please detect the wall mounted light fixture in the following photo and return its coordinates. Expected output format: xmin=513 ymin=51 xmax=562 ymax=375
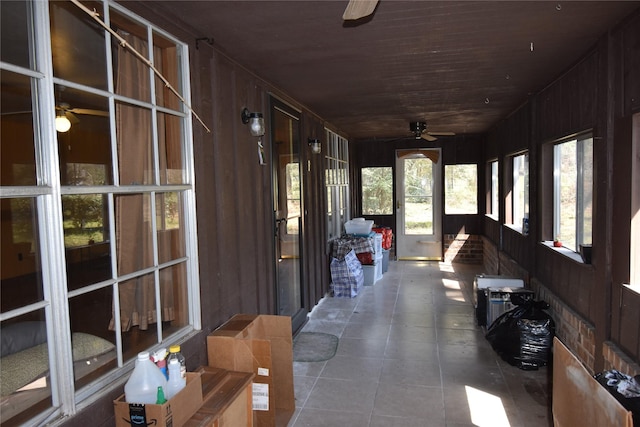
xmin=55 ymin=111 xmax=71 ymax=133
xmin=241 ymin=108 xmax=265 ymax=137
xmin=308 ymin=138 xmax=321 ymax=154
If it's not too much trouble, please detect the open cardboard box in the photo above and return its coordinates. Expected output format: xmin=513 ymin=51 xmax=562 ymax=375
xmin=553 ymin=337 xmax=634 ymax=427
xmin=207 ymin=314 xmax=294 ymax=427
xmin=114 ymin=372 xmax=203 ymax=427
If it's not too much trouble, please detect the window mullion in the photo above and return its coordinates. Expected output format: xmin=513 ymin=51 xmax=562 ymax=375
xmin=33 ymin=0 xmax=76 ymax=418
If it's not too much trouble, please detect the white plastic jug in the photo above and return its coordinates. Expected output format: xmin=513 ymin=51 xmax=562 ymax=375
xmin=165 ymin=358 xmax=186 ymax=399
xmin=124 ymin=351 xmax=168 ymax=404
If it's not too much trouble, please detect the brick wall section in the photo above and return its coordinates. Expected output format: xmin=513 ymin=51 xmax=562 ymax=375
xmin=532 ymin=278 xmax=596 ymax=372
xmin=483 ymin=237 xmax=637 ymax=376
xmin=444 ymin=234 xmax=483 ymax=263
xmin=603 ymin=341 xmax=640 ymax=376
xmin=482 ymin=236 xmax=499 ymax=273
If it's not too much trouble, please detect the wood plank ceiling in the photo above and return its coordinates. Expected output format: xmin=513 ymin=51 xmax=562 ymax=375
xmin=149 ymin=1 xmax=639 ymax=140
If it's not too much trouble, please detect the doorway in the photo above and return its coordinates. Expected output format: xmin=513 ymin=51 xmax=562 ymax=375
xmin=395 ymin=148 xmax=442 ymax=260
xmin=270 ymin=99 xmax=306 ymax=332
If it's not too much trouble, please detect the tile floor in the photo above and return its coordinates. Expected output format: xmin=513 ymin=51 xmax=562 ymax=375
xmin=289 ymin=260 xmax=553 ymax=427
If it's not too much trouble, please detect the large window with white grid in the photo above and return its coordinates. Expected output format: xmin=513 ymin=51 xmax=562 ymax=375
xmin=0 ymin=1 xmax=200 ymax=423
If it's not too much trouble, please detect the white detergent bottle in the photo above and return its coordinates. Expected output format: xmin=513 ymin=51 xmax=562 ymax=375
xmin=165 ymin=358 xmax=186 ymax=399
xmin=124 ymin=351 xmax=168 ymax=404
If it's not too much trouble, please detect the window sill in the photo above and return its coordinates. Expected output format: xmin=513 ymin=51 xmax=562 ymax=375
xmin=623 ymin=283 xmax=640 ymax=295
xmin=541 ymin=241 xmax=587 ymax=264
xmin=504 ymin=223 xmax=528 ymax=236
xmin=485 ymin=214 xmax=500 ymax=222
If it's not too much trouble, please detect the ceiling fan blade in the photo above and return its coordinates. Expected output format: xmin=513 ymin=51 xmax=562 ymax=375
xmin=421 ymin=133 xmax=438 ymax=142
xmin=65 ymin=111 xmax=80 ymax=124
xmin=0 ymin=110 xmax=33 ymax=116
xmin=68 ymin=108 xmax=109 ymax=117
xmin=343 ymin=0 xmax=379 ymax=20
xmin=428 ymin=131 xmax=456 ymax=136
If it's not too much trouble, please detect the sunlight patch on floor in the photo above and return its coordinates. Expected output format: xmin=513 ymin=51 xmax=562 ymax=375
xmin=465 ymin=385 xmax=511 ymax=427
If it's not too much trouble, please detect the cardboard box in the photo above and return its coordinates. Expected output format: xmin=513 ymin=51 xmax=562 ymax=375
xmin=206 ymin=314 xmax=295 ymax=427
xmin=552 ymin=338 xmax=633 ymax=427
xmin=114 ymin=372 xmax=203 ymax=427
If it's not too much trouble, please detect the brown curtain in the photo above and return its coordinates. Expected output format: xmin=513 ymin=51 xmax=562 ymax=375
xmin=110 ymin=31 xmax=174 ymax=332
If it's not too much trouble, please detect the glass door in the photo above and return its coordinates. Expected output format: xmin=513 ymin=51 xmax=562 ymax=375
xmin=271 ymin=100 xmax=306 ymax=332
xmin=395 ymin=149 xmax=442 ymax=260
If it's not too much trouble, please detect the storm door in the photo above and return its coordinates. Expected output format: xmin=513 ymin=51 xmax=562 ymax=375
xmin=395 ymin=148 xmax=443 ymax=260
xmin=270 ymin=100 xmax=306 ymax=332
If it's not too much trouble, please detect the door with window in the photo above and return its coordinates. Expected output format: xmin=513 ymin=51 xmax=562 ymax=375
xmin=270 ymin=100 xmax=306 ymax=332
xmin=395 ymin=149 xmax=442 ymax=260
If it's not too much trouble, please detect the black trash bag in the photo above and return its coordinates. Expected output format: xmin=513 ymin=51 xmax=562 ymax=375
xmin=594 ymin=369 xmax=640 ymax=425
xmin=485 ymin=299 xmax=555 ymax=370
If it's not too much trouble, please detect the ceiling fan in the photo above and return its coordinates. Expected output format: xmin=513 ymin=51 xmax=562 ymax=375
xmin=409 ymin=121 xmax=455 ymax=142
xmin=343 ymin=0 xmax=379 ymax=20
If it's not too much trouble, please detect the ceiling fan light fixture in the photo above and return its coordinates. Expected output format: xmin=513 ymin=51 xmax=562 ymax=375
xmin=55 ymin=112 xmax=71 ymax=133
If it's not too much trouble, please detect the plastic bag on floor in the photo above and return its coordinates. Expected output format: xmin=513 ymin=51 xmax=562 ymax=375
xmin=594 ymin=369 xmax=640 ymax=424
xmin=485 ymin=299 xmax=555 ymax=370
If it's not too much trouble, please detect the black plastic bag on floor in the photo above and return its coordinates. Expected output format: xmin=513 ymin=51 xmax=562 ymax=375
xmin=485 ymin=299 xmax=555 ymax=370
xmin=594 ymin=369 xmax=640 ymax=425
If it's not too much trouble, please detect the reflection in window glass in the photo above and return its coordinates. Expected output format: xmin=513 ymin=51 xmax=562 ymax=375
xmin=1 ymin=198 xmax=43 ymax=313
xmin=0 ymin=310 xmax=51 ymax=422
xmin=1 ymin=0 xmax=34 ymax=69
xmin=116 ymin=273 xmax=159 ymax=359
xmin=68 ymin=288 xmax=117 ymax=389
xmin=362 ymin=167 xmax=393 ymax=215
xmin=50 ymin=1 xmax=108 ymax=90
xmin=286 ymin=162 xmax=300 ymax=234
xmin=445 ymin=164 xmax=478 ymax=214
xmin=1 ymin=70 xmax=37 ymax=186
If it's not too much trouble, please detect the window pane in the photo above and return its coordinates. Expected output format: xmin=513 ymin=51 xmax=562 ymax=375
xmin=286 ymin=163 xmax=300 ymax=235
xmin=362 ymin=167 xmax=393 ymax=215
xmin=445 ymin=164 xmax=478 ymax=214
xmin=153 ymin=31 xmax=182 ymax=110
xmin=557 ymin=140 xmax=578 ymax=249
xmin=115 ymin=194 xmax=153 ymax=275
xmin=159 ymin=263 xmax=188 ymax=332
xmin=1 ymin=0 xmax=34 ymax=69
xmin=1 ymin=70 xmax=37 ymax=186
xmin=110 ymin=10 xmax=151 ymax=103
xmin=156 ymin=192 xmax=185 ymax=264
xmin=1 ymin=198 xmax=43 ymax=312
xmin=68 ymin=288 xmax=117 ymax=389
xmin=62 ymin=194 xmax=112 ymax=290
xmin=117 ymin=273 xmax=159 ymax=360
xmin=50 ymin=1 xmax=108 ymax=90
xmin=491 ymin=161 xmax=499 ymax=217
xmin=404 ymin=158 xmax=433 ymax=235
xmin=580 ymin=138 xmax=593 ymax=245
xmin=158 ymin=113 xmax=184 ymax=184
xmin=512 ymin=154 xmax=529 ymax=227
xmin=55 ymin=85 xmax=113 ymax=185
xmin=0 ymin=310 xmax=52 ymax=423
xmin=116 ymin=102 xmax=153 ymax=185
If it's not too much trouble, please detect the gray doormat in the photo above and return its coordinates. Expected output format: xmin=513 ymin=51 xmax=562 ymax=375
xmin=293 ymin=332 xmax=339 ymax=362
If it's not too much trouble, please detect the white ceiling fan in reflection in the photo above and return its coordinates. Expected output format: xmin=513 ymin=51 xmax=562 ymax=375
xmin=55 ymin=102 xmax=109 ymax=133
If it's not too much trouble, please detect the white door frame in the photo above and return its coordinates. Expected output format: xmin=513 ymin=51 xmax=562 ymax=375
xmin=395 ymin=148 xmax=443 ymax=260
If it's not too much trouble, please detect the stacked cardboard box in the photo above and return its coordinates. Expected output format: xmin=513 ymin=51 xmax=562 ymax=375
xmin=206 ymin=314 xmax=295 ymax=427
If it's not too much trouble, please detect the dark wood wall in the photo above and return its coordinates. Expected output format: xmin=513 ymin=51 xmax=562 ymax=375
xmin=350 ymin=134 xmax=485 ymax=237
xmin=485 ymin=10 xmax=640 ymax=369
